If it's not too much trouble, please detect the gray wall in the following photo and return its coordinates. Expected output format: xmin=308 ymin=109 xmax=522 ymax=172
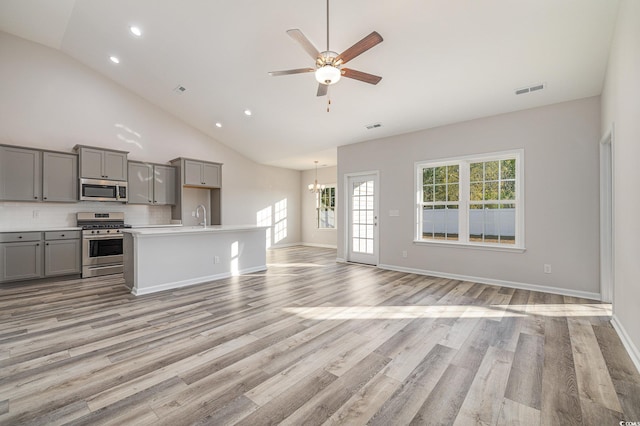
xmin=338 ymin=97 xmax=600 ymax=297
xmin=0 ymin=32 xmax=301 ymax=246
xmin=601 ymin=0 xmax=640 ymax=367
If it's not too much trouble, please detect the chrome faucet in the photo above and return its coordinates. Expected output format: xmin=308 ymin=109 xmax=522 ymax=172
xmin=195 ymin=204 xmax=207 ymax=227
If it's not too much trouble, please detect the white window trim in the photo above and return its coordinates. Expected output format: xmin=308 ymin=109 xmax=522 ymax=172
xmin=414 ymin=149 xmax=525 ymax=250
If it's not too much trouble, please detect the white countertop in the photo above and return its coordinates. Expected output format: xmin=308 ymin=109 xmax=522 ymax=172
xmin=121 ymin=224 xmax=269 ymax=236
xmin=0 ymin=227 xmax=82 ymax=233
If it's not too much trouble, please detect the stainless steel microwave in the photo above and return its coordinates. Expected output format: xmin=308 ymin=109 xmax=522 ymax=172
xmin=79 ymin=178 xmax=128 ymax=202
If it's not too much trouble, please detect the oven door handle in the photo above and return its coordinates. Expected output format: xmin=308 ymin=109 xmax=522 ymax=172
xmin=83 ymin=233 xmax=124 ymax=240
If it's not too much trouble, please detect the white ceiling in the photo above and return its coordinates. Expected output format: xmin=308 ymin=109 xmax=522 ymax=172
xmin=0 ymin=0 xmax=620 ymax=170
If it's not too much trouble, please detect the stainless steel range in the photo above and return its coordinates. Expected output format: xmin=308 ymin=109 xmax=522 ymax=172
xmin=77 ymin=212 xmax=131 ymax=278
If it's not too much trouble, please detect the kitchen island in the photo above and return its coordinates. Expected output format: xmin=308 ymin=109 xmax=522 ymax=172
xmin=121 ymin=225 xmax=269 ymax=295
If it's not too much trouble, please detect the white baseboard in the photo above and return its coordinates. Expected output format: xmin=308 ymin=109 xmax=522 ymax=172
xmin=611 ymin=315 xmax=640 ymax=375
xmin=268 ymin=242 xmax=301 ymax=249
xmin=301 ymin=242 xmax=338 ymax=249
xmin=336 ymin=257 xmax=346 ymax=263
xmin=377 ymin=263 xmax=601 ymax=301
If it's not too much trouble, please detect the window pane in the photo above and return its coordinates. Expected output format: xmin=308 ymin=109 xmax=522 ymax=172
xmin=485 ymin=161 xmax=499 ymax=180
xmin=470 ymin=162 xmax=483 ymax=182
xmin=423 ymin=168 xmax=434 ymax=185
xmin=501 ymin=159 xmax=516 ymax=180
xmin=447 ymin=165 xmax=459 ymax=183
xmin=435 ymin=184 xmax=447 ymax=202
xmin=448 ymin=183 xmax=459 ymax=202
xmin=484 ymin=182 xmax=499 ymax=200
xmin=499 ymin=203 xmax=516 ymax=244
xmin=469 ymin=204 xmax=484 ymax=242
xmin=500 ymin=181 xmax=516 ymax=200
xmin=423 ymin=185 xmax=434 ymax=202
xmin=470 ymin=183 xmax=483 ymax=201
xmin=435 ymin=166 xmax=447 ymax=184
xmin=445 ymin=205 xmax=459 ymax=240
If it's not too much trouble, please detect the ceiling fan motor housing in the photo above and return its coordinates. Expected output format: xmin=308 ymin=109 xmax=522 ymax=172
xmin=315 ymin=51 xmax=341 ymax=85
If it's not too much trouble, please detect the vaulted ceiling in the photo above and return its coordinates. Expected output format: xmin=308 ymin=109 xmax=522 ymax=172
xmin=0 ymin=0 xmax=620 ymax=170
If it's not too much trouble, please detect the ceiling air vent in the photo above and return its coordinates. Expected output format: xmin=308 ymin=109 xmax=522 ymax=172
xmin=515 ymin=83 xmax=545 ymax=95
xmin=173 ymin=85 xmax=187 ymax=94
xmin=366 ymin=122 xmax=382 ymax=130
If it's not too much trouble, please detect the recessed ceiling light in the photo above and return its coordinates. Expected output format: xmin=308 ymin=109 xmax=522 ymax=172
xmin=130 ymin=26 xmax=142 ymax=37
xmin=109 ymin=56 xmax=120 ymax=64
xmin=215 ymin=122 xmax=222 ymax=128
xmin=244 ymin=109 xmax=252 ymax=116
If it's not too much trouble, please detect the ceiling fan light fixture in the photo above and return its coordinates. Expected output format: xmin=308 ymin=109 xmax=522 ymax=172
xmin=315 ymin=65 xmax=341 ymax=85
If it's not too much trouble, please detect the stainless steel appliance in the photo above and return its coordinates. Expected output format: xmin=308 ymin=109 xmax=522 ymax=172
xmin=79 ymin=178 xmax=128 ymax=202
xmin=77 ymin=212 xmax=131 ymax=278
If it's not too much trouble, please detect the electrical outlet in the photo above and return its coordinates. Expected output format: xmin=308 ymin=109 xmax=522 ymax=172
xmin=191 ymin=211 xmax=196 ymax=217
xmin=402 ymin=250 xmax=407 ymax=258
xmin=32 ymin=210 xmax=39 ymax=219
xmin=214 ymin=256 xmax=220 ymax=264
xmin=544 ymin=264 xmax=552 ymax=274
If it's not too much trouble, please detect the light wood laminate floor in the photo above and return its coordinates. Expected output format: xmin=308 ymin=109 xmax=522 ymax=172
xmin=1 ymin=246 xmax=639 ymax=425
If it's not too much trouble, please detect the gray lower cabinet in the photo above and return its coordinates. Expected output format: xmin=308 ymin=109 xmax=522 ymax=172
xmin=0 ymin=233 xmax=42 ymax=282
xmin=0 ymin=231 xmax=81 ymax=283
xmin=44 ymin=231 xmax=81 ymax=276
xmin=128 ymin=162 xmax=175 ymax=205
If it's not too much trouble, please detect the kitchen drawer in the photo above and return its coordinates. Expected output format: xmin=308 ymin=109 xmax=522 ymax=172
xmin=45 ymin=231 xmax=81 ymax=241
xmin=0 ymin=232 xmax=42 ymax=243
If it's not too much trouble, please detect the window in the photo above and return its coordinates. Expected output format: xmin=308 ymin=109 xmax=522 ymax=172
xmin=416 ymin=150 xmax=523 ymax=249
xmin=317 ymin=186 xmax=336 ymax=228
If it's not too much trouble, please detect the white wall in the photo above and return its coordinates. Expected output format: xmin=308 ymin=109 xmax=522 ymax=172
xmin=338 ymin=97 xmax=601 ymax=297
xmin=301 ymin=166 xmax=337 ymax=248
xmin=0 ymin=32 xmax=300 ymax=246
xmin=601 ymin=0 xmax=640 ymax=367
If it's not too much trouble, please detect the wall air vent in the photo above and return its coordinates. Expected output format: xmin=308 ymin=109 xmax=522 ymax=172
xmin=366 ymin=123 xmax=382 ymax=130
xmin=515 ymin=83 xmax=545 ymax=95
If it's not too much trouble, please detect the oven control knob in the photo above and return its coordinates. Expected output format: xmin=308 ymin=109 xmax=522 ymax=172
xmin=91 ymin=230 xmax=95 ymax=234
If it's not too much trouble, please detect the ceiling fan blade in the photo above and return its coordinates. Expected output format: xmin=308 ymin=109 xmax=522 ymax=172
xmin=336 ymin=31 xmax=383 ymax=65
xmin=268 ymin=68 xmax=315 ymax=76
xmin=317 ymin=83 xmax=328 ymax=97
xmin=341 ymin=68 xmax=382 ymax=85
xmin=286 ymin=29 xmax=320 ymax=60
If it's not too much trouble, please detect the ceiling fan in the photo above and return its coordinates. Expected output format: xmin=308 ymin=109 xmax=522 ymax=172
xmin=268 ymin=0 xmax=383 ymax=97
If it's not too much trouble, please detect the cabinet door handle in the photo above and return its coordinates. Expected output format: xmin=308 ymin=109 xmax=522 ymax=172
xmin=61 ymin=234 xmax=65 ymax=237
xmin=46 ymin=243 xmax=49 ymax=246
xmin=18 ymin=236 xmax=22 ymax=239
xmin=43 ymin=197 xmax=47 ymax=200
xmin=34 ymin=196 xmax=38 ymax=199
xmin=36 ymin=243 xmax=40 ymax=246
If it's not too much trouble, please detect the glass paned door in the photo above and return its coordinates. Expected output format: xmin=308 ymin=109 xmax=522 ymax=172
xmin=347 ymin=173 xmax=378 ymax=265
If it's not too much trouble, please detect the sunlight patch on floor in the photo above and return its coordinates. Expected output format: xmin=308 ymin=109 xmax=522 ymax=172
xmin=281 ymin=303 xmax=611 ymax=320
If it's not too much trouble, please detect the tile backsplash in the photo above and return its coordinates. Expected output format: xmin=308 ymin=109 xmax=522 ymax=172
xmin=0 ymin=202 xmax=172 ymax=229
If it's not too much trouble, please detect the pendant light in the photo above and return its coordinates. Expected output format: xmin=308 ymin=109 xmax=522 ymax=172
xmin=308 ymin=161 xmax=326 ymax=193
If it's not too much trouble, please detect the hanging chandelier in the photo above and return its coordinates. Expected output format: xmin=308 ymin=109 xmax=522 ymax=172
xmin=308 ymin=161 xmax=326 ymax=193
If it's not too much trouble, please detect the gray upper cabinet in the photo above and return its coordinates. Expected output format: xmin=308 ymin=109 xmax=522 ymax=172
xmin=0 ymin=146 xmax=77 ymax=203
xmin=128 ymin=162 xmax=175 ymax=205
xmin=0 ymin=146 xmax=41 ymax=201
xmin=128 ymin=162 xmax=153 ymax=204
xmin=75 ymin=145 xmax=128 ymax=181
xmin=42 ymin=151 xmax=78 ymax=202
xmin=153 ymin=165 xmax=176 ymax=205
xmin=184 ymin=160 xmax=221 ymax=187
